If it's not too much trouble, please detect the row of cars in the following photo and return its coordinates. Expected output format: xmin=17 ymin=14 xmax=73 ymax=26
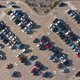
xmin=7 ymin=10 xmax=36 ymax=34
xmin=49 ymin=49 xmax=73 ymax=73
xmin=0 ymin=20 xmax=22 ymax=49
xmin=37 ymin=35 xmax=73 ymax=73
xmin=67 ymin=9 xmax=80 ymax=24
xmin=48 ymin=18 xmax=80 ymax=58
xmin=31 ymin=61 xmax=53 ymax=78
xmin=16 ymin=51 xmax=53 ymax=78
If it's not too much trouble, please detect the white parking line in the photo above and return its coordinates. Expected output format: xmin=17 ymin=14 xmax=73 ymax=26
xmin=14 ymin=62 xmax=18 ymax=66
xmin=66 ymin=1 xmax=77 ymax=10
xmin=53 ymin=15 xmax=56 ymax=19
xmin=0 ymin=12 xmax=5 ymax=19
xmin=65 ymin=10 xmax=69 ymax=14
xmin=13 ymin=50 xmax=16 ymax=53
xmin=29 ymin=35 xmax=32 ymax=38
xmin=47 ymin=32 xmax=50 ymax=35
xmin=31 ymin=47 xmax=33 ymax=50
xmin=54 ymin=70 xmax=57 ymax=74
xmin=72 ymin=67 xmax=76 ymax=71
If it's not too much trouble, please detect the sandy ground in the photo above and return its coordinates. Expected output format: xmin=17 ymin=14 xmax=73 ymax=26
xmin=0 ymin=0 xmax=80 ymax=80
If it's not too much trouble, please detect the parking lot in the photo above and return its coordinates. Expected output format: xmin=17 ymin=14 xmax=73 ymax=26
xmin=0 ymin=0 xmax=80 ymax=80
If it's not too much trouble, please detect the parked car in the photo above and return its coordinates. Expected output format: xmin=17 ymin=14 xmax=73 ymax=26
xmin=7 ymin=10 xmax=13 ymax=15
xmin=62 ymin=67 xmax=70 ymax=73
xmin=12 ymin=5 xmax=20 ymax=8
xmin=57 ymin=63 xmax=64 ymax=69
xmin=39 ymin=35 xmax=52 ymax=50
xmin=42 ymin=72 xmax=53 ymax=78
xmin=75 ymin=71 xmax=80 ymax=77
xmin=11 ymin=71 xmax=21 ymax=78
xmin=31 ymin=67 xmax=41 ymax=76
xmin=16 ymin=53 xmax=24 ymax=60
xmin=59 ymin=2 xmax=67 ymax=7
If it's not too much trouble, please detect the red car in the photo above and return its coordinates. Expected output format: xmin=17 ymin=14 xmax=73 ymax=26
xmin=77 ymin=54 xmax=80 ymax=58
xmin=31 ymin=67 xmax=37 ymax=73
xmin=40 ymin=35 xmax=52 ymax=49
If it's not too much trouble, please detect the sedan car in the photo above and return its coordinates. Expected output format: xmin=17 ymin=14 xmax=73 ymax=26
xmin=39 ymin=35 xmax=52 ymax=50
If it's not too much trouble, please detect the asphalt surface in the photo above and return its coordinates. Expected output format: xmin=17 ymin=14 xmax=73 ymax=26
xmin=0 ymin=0 xmax=80 ymax=80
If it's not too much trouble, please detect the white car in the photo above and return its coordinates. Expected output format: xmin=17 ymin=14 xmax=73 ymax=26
xmin=22 ymin=21 xmax=33 ymax=33
xmin=16 ymin=53 xmax=23 ymax=58
xmin=65 ymin=30 xmax=71 ymax=36
xmin=0 ymin=54 xmax=3 ymax=59
xmin=10 ymin=15 xmax=16 ymax=20
xmin=7 ymin=1 xmax=16 ymax=5
xmin=26 ymin=21 xmax=33 ymax=27
xmin=18 ymin=21 xmax=24 ymax=26
xmin=75 ymin=39 xmax=80 ymax=44
xmin=6 ymin=32 xmax=12 ymax=38
xmin=48 ymin=24 xmax=53 ymax=29
xmin=21 ymin=48 xmax=26 ymax=53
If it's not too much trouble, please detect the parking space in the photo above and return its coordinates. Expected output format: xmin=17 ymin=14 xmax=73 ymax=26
xmin=0 ymin=0 xmax=80 ymax=80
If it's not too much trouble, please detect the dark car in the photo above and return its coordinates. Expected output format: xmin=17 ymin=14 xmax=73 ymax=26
xmin=34 ymin=61 xmax=42 ymax=67
xmin=71 ymin=34 xmax=78 ymax=42
xmin=17 ymin=43 xmax=25 ymax=49
xmin=52 ymin=27 xmax=59 ymax=33
xmin=67 ymin=10 xmax=73 ymax=14
xmin=0 ymin=44 xmax=5 ymax=49
xmin=57 ymin=63 xmax=64 ymax=69
xmin=0 ymin=5 xmax=6 ymax=8
xmin=59 ymin=2 xmax=67 ymax=7
xmin=3 ymin=38 xmax=9 ymax=44
xmin=14 ymin=18 xmax=21 ymax=24
xmin=12 ymin=5 xmax=20 ymax=8
xmin=58 ymin=32 xmax=66 ymax=40
xmin=29 ymin=55 xmax=38 ymax=61
xmin=42 ymin=72 xmax=53 ymax=78
xmin=63 ymin=59 xmax=73 ymax=66
xmin=0 ymin=34 xmax=5 ymax=40
xmin=53 ymin=18 xmax=59 ymax=23
xmin=62 ymin=67 xmax=70 ymax=73
xmin=0 ymin=24 xmax=5 ymax=30
xmin=48 ymin=54 xmax=55 ymax=60
xmin=31 ymin=67 xmax=41 ymax=76
xmin=75 ymin=71 xmax=80 ymax=77
xmin=7 ymin=10 xmax=12 ymax=15
xmin=11 ymin=71 xmax=21 ymax=77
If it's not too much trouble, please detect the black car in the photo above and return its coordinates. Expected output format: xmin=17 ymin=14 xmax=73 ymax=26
xmin=71 ymin=34 xmax=78 ymax=42
xmin=63 ymin=59 xmax=73 ymax=66
xmin=0 ymin=34 xmax=5 ymax=40
xmin=67 ymin=10 xmax=73 ymax=14
xmin=58 ymin=32 xmax=66 ymax=40
xmin=59 ymin=2 xmax=67 ymax=7
xmin=0 ymin=24 xmax=5 ymax=30
xmin=57 ymin=63 xmax=64 ymax=69
xmin=42 ymin=72 xmax=53 ymax=78
xmin=49 ymin=54 xmax=55 ymax=60
xmin=3 ymin=38 xmax=9 ymax=44
xmin=62 ymin=67 xmax=70 ymax=73
xmin=0 ymin=5 xmax=6 ymax=8
xmin=20 ymin=24 xmax=26 ymax=29
xmin=11 ymin=71 xmax=21 ymax=77
xmin=14 ymin=18 xmax=21 ymax=24
xmin=12 ymin=5 xmax=20 ymax=8
xmin=29 ymin=55 xmax=38 ymax=61
xmin=53 ymin=18 xmax=59 ymax=23
xmin=7 ymin=10 xmax=12 ymax=15
xmin=52 ymin=27 xmax=59 ymax=33
xmin=75 ymin=71 xmax=80 ymax=77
